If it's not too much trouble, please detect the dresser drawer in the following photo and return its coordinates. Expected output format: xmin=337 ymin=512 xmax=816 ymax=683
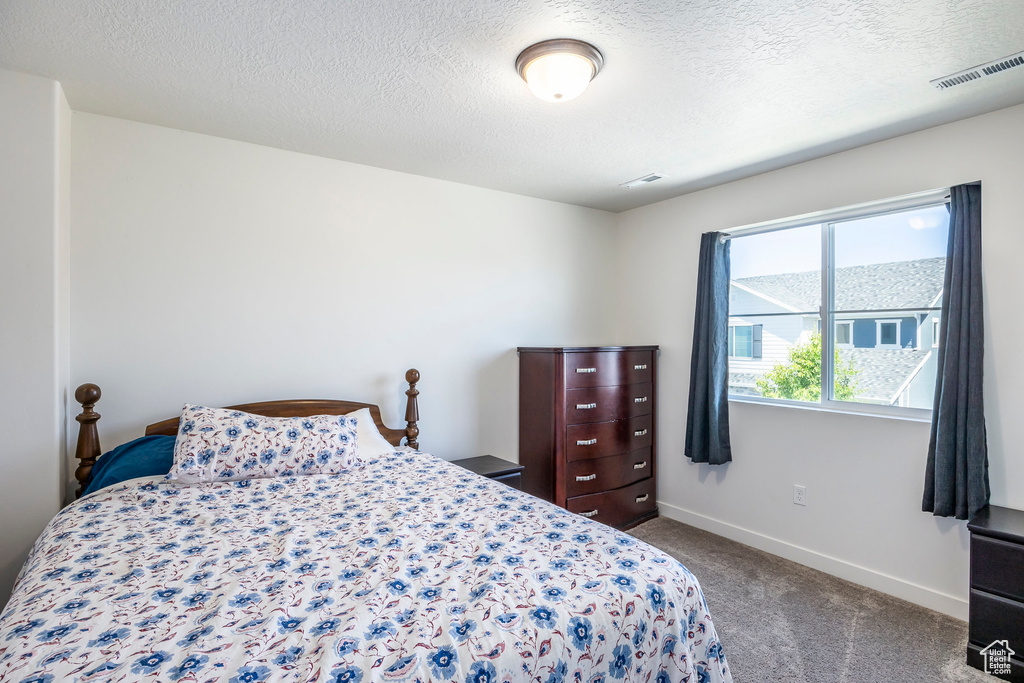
xmin=972 ymin=535 xmax=1024 ymax=602
xmin=566 ymin=383 xmax=653 ymax=424
xmin=566 ymin=448 xmax=652 ymax=497
xmin=565 ymin=351 xmax=654 ymax=388
xmin=969 ymin=589 xmax=1024 ymax=657
xmin=566 ymin=414 xmax=653 ymax=461
xmin=622 ymin=350 xmax=654 ymax=385
xmin=567 ymin=478 xmax=657 ymax=528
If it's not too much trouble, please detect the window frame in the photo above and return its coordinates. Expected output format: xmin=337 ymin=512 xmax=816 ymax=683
xmin=932 ymin=317 xmax=940 ymax=347
xmin=725 ymin=187 xmax=948 ymax=420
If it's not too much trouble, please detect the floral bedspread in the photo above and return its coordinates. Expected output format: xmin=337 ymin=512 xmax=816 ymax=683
xmin=0 ymin=450 xmax=731 ymax=683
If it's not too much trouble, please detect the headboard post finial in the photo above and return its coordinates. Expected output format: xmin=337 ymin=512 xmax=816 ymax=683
xmin=404 ymin=368 xmax=420 ymax=450
xmin=74 ymin=383 xmax=103 ymax=498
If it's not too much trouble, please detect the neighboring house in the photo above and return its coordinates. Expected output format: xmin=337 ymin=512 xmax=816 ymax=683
xmin=729 ymin=257 xmax=944 ymax=406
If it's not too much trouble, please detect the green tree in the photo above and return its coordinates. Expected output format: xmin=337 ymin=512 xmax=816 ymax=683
xmin=755 ymin=332 xmax=859 ymax=401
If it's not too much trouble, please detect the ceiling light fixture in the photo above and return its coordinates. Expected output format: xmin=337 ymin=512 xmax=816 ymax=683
xmin=516 ymin=39 xmax=604 ymax=103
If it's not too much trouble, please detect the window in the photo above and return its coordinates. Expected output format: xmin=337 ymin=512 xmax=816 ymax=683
xmin=728 ymin=325 xmax=752 ymax=358
xmin=834 ymin=321 xmax=853 ymax=348
xmin=727 ymin=190 xmax=949 ymax=416
xmin=728 ymin=324 xmax=763 ymax=359
xmin=875 ymin=319 xmax=901 ymax=348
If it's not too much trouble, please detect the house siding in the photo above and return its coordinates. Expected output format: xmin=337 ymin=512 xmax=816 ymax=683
xmin=730 ymin=315 xmax=811 ymax=377
xmin=850 ymin=316 xmax=917 ymax=348
xmin=729 ymin=288 xmax=816 ymax=382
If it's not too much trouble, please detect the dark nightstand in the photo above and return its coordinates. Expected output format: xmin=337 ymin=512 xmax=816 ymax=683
xmin=967 ymin=504 xmax=1024 ymax=681
xmin=452 ymin=455 xmax=525 ymax=491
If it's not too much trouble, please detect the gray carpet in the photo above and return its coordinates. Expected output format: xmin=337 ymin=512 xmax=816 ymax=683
xmin=629 ymin=517 xmax=989 ymax=683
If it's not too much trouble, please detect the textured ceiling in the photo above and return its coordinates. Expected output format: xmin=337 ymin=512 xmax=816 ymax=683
xmin=2 ymin=0 xmax=1024 ymax=212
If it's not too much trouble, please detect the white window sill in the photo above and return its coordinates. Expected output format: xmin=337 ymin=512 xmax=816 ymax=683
xmin=728 ymin=395 xmax=932 ymax=423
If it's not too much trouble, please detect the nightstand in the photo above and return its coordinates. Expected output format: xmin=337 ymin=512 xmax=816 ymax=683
xmin=452 ymin=455 xmax=525 ymax=491
xmin=967 ymin=504 xmax=1024 ymax=681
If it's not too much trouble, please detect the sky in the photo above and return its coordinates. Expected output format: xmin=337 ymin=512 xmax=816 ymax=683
xmin=730 ymin=204 xmax=949 ymax=279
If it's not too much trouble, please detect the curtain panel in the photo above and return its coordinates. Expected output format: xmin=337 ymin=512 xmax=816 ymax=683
xmin=685 ymin=232 xmax=732 ymax=465
xmin=923 ymin=183 xmax=988 ymax=520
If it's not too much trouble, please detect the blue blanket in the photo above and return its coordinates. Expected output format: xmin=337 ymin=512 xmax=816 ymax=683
xmin=82 ymin=434 xmax=174 ymax=496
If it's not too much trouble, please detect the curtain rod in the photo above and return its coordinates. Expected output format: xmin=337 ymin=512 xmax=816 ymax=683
xmin=717 ymin=187 xmax=952 ymax=243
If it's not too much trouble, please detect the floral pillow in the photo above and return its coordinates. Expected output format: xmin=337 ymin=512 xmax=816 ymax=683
xmin=167 ymin=405 xmax=360 ymax=484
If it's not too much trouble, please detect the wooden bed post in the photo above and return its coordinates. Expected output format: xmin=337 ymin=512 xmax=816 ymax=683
xmin=74 ymin=383 xmax=102 ymax=498
xmin=404 ymin=369 xmax=420 ymax=450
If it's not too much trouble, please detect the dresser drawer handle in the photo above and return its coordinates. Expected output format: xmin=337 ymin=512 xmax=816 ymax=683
xmin=634 ymin=396 xmax=648 ymax=403
xmin=576 ymin=403 xmax=597 ymax=410
xmin=635 ymin=494 xmax=649 ymax=503
xmin=576 ymin=439 xmax=597 ymax=446
xmin=580 ymin=509 xmax=599 ymax=518
xmin=634 ymin=429 xmax=647 ymax=437
xmin=633 ymin=461 xmax=647 ymax=470
xmin=576 ymin=367 xmax=597 ymax=374
xmin=576 ymin=474 xmax=597 ymax=482
xmin=634 ymin=364 xmax=647 ymax=370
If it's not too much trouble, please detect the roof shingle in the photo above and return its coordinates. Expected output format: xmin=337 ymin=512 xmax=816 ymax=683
xmin=733 ymin=257 xmax=944 ymax=312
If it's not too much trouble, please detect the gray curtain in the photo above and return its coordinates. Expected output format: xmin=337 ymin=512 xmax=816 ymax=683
xmin=923 ymin=183 xmax=988 ymax=520
xmin=685 ymin=232 xmax=732 ymax=464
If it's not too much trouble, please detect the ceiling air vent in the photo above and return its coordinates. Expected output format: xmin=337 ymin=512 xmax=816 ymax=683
xmin=620 ymin=173 xmax=665 ymax=189
xmin=931 ymin=50 xmax=1024 ymax=90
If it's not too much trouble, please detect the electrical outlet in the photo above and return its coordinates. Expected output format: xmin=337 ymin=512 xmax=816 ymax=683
xmin=793 ymin=485 xmax=806 ymax=506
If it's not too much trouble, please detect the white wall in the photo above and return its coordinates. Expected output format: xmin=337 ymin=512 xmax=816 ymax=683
xmin=0 ymin=69 xmax=71 ymax=604
xmin=615 ymin=103 xmax=1024 ymax=619
xmin=70 ymin=114 xmax=617 ymax=483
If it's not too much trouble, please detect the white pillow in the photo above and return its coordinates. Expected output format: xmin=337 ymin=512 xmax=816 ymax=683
xmin=350 ymin=407 xmax=398 ymax=458
xmin=167 ymin=404 xmax=359 ymax=484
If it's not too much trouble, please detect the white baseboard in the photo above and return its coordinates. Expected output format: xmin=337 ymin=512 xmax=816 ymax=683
xmin=656 ymin=500 xmax=968 ymax=621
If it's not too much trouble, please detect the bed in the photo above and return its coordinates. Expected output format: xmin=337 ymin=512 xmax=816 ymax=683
xmin=0 ymin=371 xmax=731 ymax=683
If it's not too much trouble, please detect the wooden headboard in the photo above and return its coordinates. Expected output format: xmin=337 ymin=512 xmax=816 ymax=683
xmin=73 ymin=369 xmax=421 ymax=498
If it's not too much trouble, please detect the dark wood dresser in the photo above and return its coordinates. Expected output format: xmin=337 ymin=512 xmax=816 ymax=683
xmin=518 ymin=345 xmax=658 ymax=530
xmin=967 ymin=504 xmax=1024 ymax=681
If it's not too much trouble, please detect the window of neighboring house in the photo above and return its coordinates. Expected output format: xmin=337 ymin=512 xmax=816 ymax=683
xmin=835 ymin=320 xmax=853 ymax=348
xmin=875 ymin=319 xmax=901 ymax=349
xmin=728 ymin=324 xmax=762 ymax=359
xmin=932 ymin=317 xmax=940 ymax=347
xmin=726 ymin=189 xmax=949 ymax=416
